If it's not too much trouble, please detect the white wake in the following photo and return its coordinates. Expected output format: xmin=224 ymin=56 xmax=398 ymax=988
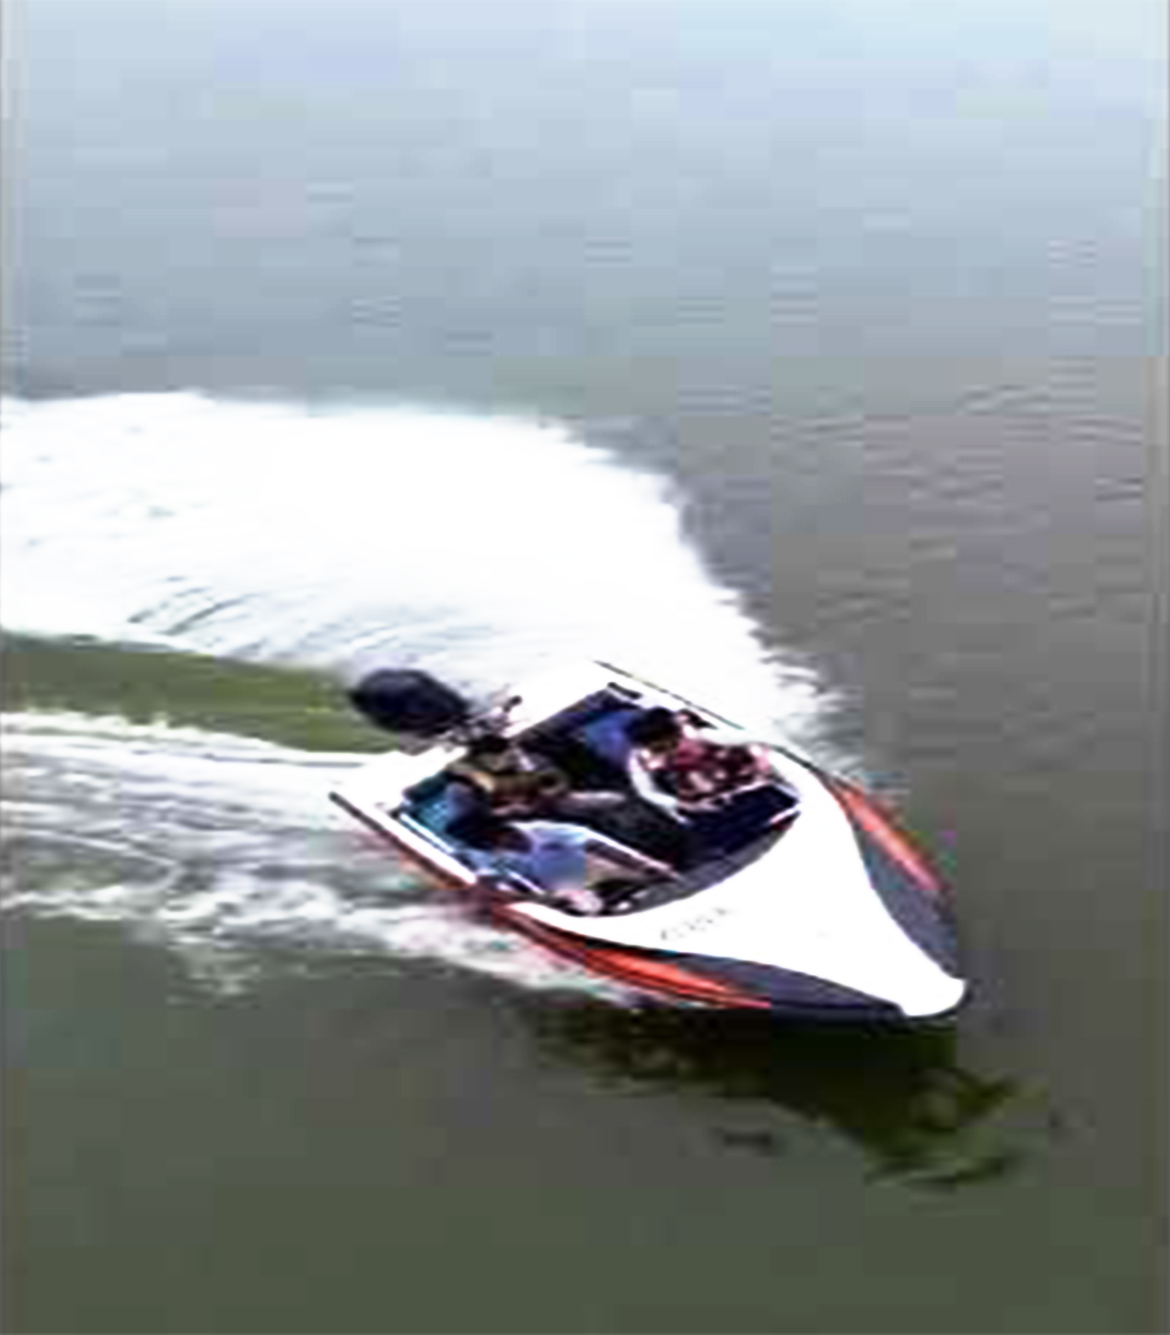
xmin=1 ymin=392 xmax=840 ymax=995
xmin=0 ymin=392 xmax=827 ymax=733
xmin=1 ymin=710 xmax=639 ymax=997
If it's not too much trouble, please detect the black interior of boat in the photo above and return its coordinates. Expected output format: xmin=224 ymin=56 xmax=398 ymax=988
xmin=402 ymin=690 xmax=638 ymax=834
xmin=401 ymin=690 xmax=799 ymax=887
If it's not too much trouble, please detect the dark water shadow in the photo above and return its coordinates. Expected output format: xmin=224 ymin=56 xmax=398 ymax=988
xmin=518 ymin=998 xmax=1031 ymax=1189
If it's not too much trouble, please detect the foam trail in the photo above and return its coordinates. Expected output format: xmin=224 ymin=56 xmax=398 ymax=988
xmin=0 ymin=393 xmax=828 ymax=737
xmin=0 ymin=710 xmax=635 ymax=999
xmin=0 ymin=393 xmax=843 ymax=997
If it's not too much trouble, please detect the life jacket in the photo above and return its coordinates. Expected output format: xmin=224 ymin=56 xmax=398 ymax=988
xmin=645 ymin=735 xmax=761 ymax=802
xmin=449 ymin=752 xmax=565 ymax=809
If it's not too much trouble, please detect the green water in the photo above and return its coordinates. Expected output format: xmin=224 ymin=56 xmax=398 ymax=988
xmin=2 ymin=0 xmax=1164 ymax=1330
xmin=2 ymin=634 xmax=381 ymax=752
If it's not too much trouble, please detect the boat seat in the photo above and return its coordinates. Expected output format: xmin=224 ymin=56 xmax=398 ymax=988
xmin=572 ymin=705 xmax=644 ymax=769
xmin=404 ymin=774 xmax=478 ymax=835
xmin=685 ymin=782 xmax=800 ymax=855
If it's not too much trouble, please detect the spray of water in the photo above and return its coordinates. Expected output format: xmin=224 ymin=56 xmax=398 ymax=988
xmin=1 ymin=709 xmax=640 ymax=998
xmin=0 ymin=392 xmax=826 ymax=730
xmin=1 ymin=392 xmax=837 ymax=993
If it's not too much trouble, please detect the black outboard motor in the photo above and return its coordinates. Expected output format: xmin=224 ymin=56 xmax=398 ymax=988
xmin=347 ymin=669 xmax=472 ymax=739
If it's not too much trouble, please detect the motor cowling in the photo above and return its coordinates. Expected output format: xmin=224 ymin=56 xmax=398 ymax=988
xmin=347 ymin=669 xmax=472 ymax=738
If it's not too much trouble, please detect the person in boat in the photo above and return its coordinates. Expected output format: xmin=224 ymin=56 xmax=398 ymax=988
xmin=624 ymin=707 xmax=776 ymax=820
xmin=448 ymin=732 xmax=624 ymax=823
xmin=450 ymin=811 xmax=674 ymax=914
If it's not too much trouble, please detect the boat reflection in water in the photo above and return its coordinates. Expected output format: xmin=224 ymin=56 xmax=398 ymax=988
xmin=520 ymin=998 xmax=1028 ymax=1188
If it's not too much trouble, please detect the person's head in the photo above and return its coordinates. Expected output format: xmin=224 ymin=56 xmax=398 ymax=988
xmin=449 ymin=811 xmax=529 ymax=851
xmin=464 ymin=732 xmax=516 ymax=771
xmin=625 ymin=707 xmax=683 ymax=753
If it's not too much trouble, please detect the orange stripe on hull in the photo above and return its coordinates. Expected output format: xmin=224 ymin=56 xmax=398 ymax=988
xmin=340 ymin=802 xmax=793 ymax=1009
xmin=501 ymin=910 xmax=771 ymax=1010
xmin=832 ymin=781 xmax=941 ymax=897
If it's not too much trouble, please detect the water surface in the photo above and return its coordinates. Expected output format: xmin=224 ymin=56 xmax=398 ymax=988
xmin=2 ymin=0 xmax=1165 ymax=1331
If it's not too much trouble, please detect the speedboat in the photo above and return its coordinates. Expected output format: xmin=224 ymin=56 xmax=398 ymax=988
xmin=329 ymin=661 xmax=968 ymax=1023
